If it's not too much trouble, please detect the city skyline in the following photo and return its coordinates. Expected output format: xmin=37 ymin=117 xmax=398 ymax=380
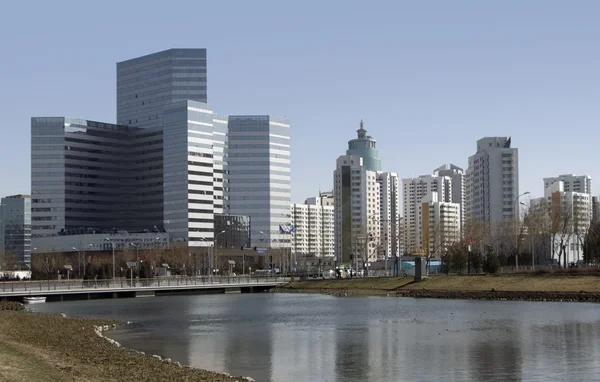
xmin=2 ymin=2 xmax=600 ymax=207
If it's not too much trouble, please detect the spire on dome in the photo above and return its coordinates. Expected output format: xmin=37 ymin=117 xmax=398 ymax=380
xmin=357 ymin=119 xmax=367 ymax=139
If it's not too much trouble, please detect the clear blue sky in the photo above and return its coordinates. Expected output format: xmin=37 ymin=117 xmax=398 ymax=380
xmin=1 ymin=1 xmax=599 ymax=206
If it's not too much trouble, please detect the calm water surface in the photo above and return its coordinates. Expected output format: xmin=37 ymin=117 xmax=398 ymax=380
xmin=32 ymin=294 xmax=600 ymax=381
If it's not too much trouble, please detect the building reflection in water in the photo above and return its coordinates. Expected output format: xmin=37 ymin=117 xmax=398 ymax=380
xmin=333 ymin=298 xmax=371 ymax=381
xmin=32 ymin=293 xmax=600 ymax=382
xmin=222 ymin=295 xmax=274 ymax=382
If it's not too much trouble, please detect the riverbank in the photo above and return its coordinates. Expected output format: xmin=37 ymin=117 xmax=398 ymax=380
xmin=0 ymin=302 xmax=244 ymax=381
xmin=274 ymin=275 xmax=600 ymax=302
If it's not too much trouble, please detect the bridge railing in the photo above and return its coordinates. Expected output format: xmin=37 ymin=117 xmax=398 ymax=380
xmin=0 ymin=276 xmax=289 ymax=294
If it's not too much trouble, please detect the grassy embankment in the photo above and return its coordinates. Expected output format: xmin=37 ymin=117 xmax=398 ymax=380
xmin=280 ymin=274 xmax=600 ymax=301
xmin=0 ymin=302 xmax=241 ymax=382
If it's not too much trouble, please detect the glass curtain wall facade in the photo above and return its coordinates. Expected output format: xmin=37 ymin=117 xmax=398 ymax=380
xmin=31 ymin=117 xmax=164 ymax=241
xmin=214 ymin=214 xmax=251 ymax=248
xmin=117 ymin=48 xmax=208 ymax=129
xmin=0 ymin=195 xmax=32 ymax=267
xmin=227 ymin=116 xmax=291 ymax=248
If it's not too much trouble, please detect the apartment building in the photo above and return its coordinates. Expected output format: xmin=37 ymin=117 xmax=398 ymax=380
xmin=543 ymin=174 xmax=591 ymax=195
xmin=532 ymin=180 xmax=591 ymax=265
xmin=334 ymin=155 xmax=380 ymax=264
xmin=434 ymin=164 xmax=465 ymax=229
xmin=415 ymin=193 xmax=461 ymax=258
xmin=291 ymin=196 xmax=334 ymax=259
xmin=466 ymin=137 xmax=519 ymax=226
xmin=402 ymin=175 xmax=450 ymax=254
xmin=377 ymin=172 xmax=401 ymax=258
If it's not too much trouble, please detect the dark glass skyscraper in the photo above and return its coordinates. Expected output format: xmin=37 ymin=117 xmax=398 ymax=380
xmin=117 ymin=48 xmax=208 ymax=129
xmin=0 ymin=195 xmax=31 ymax=267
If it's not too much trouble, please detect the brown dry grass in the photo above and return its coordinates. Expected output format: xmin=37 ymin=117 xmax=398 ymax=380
xmin=0 ymin=310 xmax=241 ymax=382
xmin=403 ymin=275 xmax=600 ymax=292
xmin=287 ymin=277 xmax=413 ymax=291
xmin=287 ymin=274 xmax=600 ymax=293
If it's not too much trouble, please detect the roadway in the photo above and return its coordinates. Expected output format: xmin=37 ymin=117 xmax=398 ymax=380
xmin=0 ymin=276 xmax=289 ymax=299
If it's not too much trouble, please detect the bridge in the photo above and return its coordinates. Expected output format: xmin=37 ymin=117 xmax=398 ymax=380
xmin=0 ymin=276 xmax=289 ymax=302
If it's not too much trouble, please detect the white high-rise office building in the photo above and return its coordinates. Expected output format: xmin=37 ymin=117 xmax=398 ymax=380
xmin=334 ymin=155 xmax=380 ymax=264
xmin=415 ymin=193 xmax=461 ymax=258
xmin=227 ymin=116 xmax=291 ymax=249
xmin=291 ymin=196 xmax=335 ymax=259
xmin=466 ymin=137 xmax=519 ymax=226
xmin=162 ymin=101 xmax=226 ymax=246
xmin=402 ymin=175 xmax=450 ymax=254
xmin=377 ymin=172 xmax=401 ymax=258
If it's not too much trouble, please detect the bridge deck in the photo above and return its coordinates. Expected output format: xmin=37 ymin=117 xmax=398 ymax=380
xmin=0 ymin=277 xmax=288 ymax=298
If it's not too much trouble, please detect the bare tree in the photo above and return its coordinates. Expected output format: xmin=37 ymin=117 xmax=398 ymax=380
xmin=462 ymin=218 xmax=487 ymax=253
xmin=524 ymin=199 xmax=552 ymax=266
xmin=550 ymin=195 xmax=575 ymax=268
xmin=31 ymin=253 xmax=65 ymax=280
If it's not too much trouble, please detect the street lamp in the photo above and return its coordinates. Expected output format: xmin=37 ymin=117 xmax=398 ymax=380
xmin=130 ymin=243 xmax=139 ymax=274
xmin=521 ymin=201 xmax=535 ymax=270
xmin=72 ymin=247 xmax=81 ymax=279
xmin=104 ymin=238 xmax=116 ymax=281
xmin=513 ymin=191 xmax=530 ymax=271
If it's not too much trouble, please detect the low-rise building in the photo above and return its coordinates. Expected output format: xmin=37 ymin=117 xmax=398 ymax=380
xmin=0 ymin=195 xmax=32 ymax=268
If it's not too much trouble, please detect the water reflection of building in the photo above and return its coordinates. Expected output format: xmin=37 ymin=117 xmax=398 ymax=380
xmin=221 ymin=296 xmax=273 ymax=382
xmin=334 ymin=298 xmax=370 ymax=381
xmin=469 ymin=339 xmax=522 ymax=381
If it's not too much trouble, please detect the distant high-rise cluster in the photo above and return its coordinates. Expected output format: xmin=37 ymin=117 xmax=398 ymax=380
xmin=29 ymin=49 xmax=291 ymax=256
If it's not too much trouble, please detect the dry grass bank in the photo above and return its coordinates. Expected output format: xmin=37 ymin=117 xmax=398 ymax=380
xmin=286 ymin=274 xmax=600 ymax=293
xmin=0 ymin=303 xmax=242 ymax=382
xmin=286 ymin=277 xmax=413 ymax=291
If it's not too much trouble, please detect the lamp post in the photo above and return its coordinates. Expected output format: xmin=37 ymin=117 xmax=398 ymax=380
xmin=72 ymin=247 xmax=81 ymax=278
xmin=521 ymin=201 xmax=535 ymax=270
xmin=130 ymin=243 xmax=139 ymax=274
xmin=513 ymin=191 xmax=530 ymax=271
xmin=104 ymin=238 xmax=116 ymax=281
xmin=259 ymin=231 xmax=270 ymax=274
xmin=213 ymin=231 xmax=226 ymax=276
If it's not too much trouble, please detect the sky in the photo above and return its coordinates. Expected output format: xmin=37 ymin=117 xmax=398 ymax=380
xmin=1 ymin=1 xmax=600 ymax=207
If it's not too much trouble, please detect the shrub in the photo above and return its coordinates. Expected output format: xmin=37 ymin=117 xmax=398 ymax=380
xmin=483 ymin=255 xmax=500 ymax=274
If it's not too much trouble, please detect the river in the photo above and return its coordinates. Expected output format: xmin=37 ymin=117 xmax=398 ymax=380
xmin=32 ymin=293 xmax=600 ymax=381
